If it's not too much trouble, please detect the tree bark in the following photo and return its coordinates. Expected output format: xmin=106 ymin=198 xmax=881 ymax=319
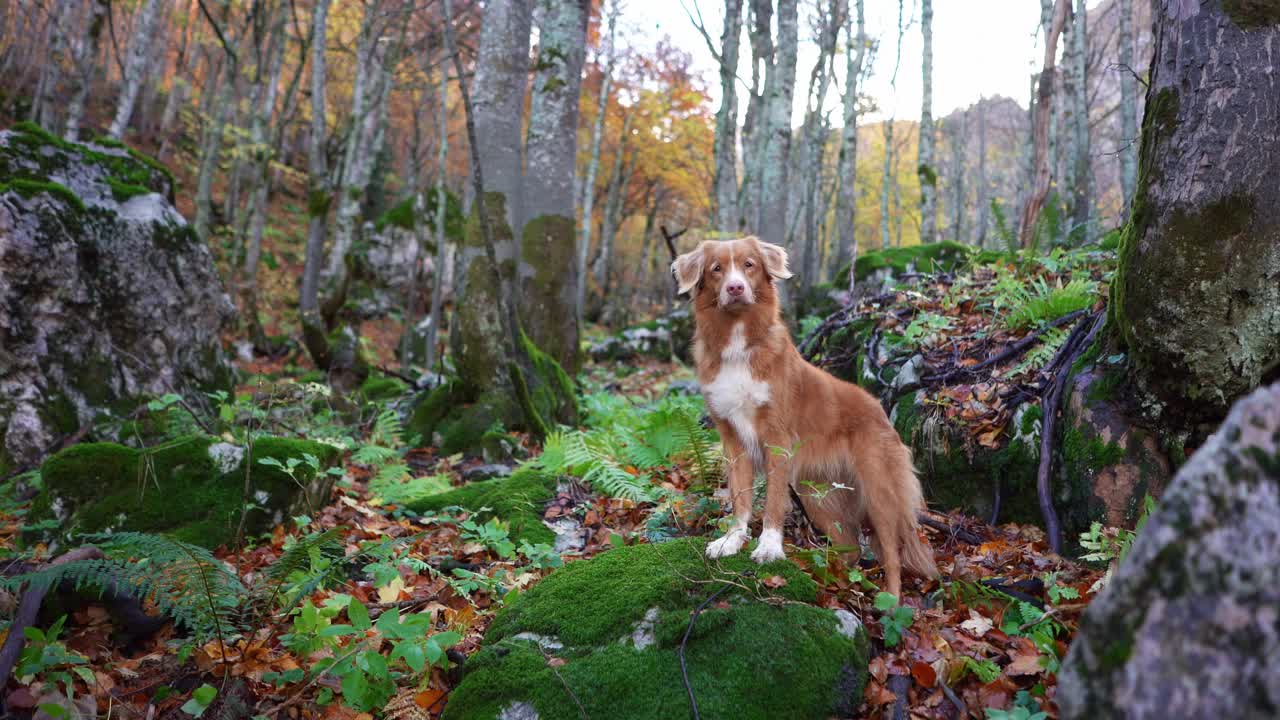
xmin=108 ymin=0 xmax=163 ymax=140
xmin=591 ymin=113 xmax=634 ymax=302
xmin=1068 ymin=0 xmax=1091 ymax=239
xmin=1018 ymin=0 xmax=1071 ymax=247
xmin=64 ymin=0 xmax=109 ymax=141
xmin=300 ymin=0 xmax=332 ymax=364
xmin=918 ymin=0 xmax=937 ymax=244
xmin=1113 ymin=0 xmax=1280 ymax=425
xmin=425 ymin=63 xmax=450 ymax=372
xmin=976 ymin=97 xmax=989 ymax=247
xmin=450 ymin=0 xmax=531 ymax=397
xmin=712 ymin=0 xmax=743 ymax=232
xmin=521 ymin=0 xmax=588 ymax=375
xmin=577 ymin=1 xmax=617 ymax=322
xmin=757 ymin=0 xmax=797 ymax=250
xmin=1117 ymin=0 xmax=1138 ymax=211
xmin=31 ymin=0 xmax=72 ymax=130
xmin=797 ymin=0 xmax=841 ymax=301
xmin=738 ymin=0 xmax=773 ymax=232
xmin=948 ymin=109 xmax=967 ymax=243
xmin=836 ymin=0 xmax=866 ymax=291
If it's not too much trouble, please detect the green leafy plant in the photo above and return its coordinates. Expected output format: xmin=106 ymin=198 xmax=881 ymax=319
xmin=460 ymin=517 xmax=516 ymax=559
xmin=1042 ymin=572 xmax=1081 ymax=605
xmin=985 ymin=690 xmax=1048 ymax=720
xmin=180 ymin=684 xmax=217 ymax=718
xmin=874 ymin=592 xmax=915 ymax=648
xmin=961 ymin=656 xmax=1001 ymax=683
xmin=1003 ymin=276 xmax=1098 ymax=330
xmin=15 ymin=615 xmax=93 ymax=692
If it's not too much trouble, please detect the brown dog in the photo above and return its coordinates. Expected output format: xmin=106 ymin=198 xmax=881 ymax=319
xmin=672 ymin=236 xmax=937 ymax=597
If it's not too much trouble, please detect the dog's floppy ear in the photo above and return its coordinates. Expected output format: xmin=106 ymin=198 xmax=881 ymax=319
xmin=756 ymin=240 xmax=793 ymax=281
xmin=671 ymin=242 xmax=707 ymax=295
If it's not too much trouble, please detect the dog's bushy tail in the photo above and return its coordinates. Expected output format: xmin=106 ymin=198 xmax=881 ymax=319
xmin=896 ymin=445 xmax=940 ymax=580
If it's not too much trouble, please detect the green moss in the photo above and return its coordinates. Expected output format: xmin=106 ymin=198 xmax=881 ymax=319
xmin=89 ymin=134 xmax=127 ymax=149
xmin=406 ymin=467 xmax=556 ymax=544
xmin=6 ymin=120 xmax=174 ymax=201
xmin=850 ymin=240 xmax=971 ymax=282
xmin=519 ymin=330 xmax=578 ymax=429
xmin=407 ymin=381 xmax=465 ymax=443
xmin=106 ymin=177 xmax=151 ymax=202
xmin=519 ymin=213 xmax=581 ymax=374
xmin=1020 ymin=404 xmax=1045 ymax=436
xmin=1 ymin=178 xmax=87 ymax=213
xmin=1223 ymin=0 xmax=1280 ymax=28
xmin=444 ymin=538 xmax=866 ymax=720
xmin=31 ymin=435 xmax=341 ymax=548
xmin=358 ymin=375 xmax=408 ymax=402
xmin=917 ymin=163 xmax=938 ymax=188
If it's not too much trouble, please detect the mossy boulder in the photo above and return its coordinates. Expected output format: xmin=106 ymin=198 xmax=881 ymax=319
xmin=1059 ymin=382 xmax=1280 ymax=720
xmin=587 ymin=309 xmax=692 ymax=365
xmin=406 ymin=467 xmax=556 ymax=545
xmin=837 ymin=241 xmax=979 ymax=288
xmin=0 ymin=124 xmax=234 ymax=470
xmin=442 ymin=537 xmax=869 ymax=720
xmin=29 ymin=435 xmax=341 ymax=549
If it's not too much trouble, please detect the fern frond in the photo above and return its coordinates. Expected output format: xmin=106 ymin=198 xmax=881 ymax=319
xmin=4 ymin=533 xmax=246 ymax=643
xmin=1010 ymin=326 xmax=1068 ymax=376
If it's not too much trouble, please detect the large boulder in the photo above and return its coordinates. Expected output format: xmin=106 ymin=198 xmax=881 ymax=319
xmin=0 ymin=123 xmax=234 ymax=473
xmin=442 ymin=537 xmax=869 ymax=720
xmin=1058 ymin=382 xmax=1280 ymax=719
xmin=28 ymin=434 xmax=342 ymax=549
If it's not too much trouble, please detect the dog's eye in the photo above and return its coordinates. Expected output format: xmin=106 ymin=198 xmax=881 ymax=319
xmin=711 ymin=264 xmax=722 ymax=272
xmin=744 ymin=260 xmax=755 ymax=269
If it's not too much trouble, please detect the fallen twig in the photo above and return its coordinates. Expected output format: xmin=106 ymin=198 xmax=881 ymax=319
xmin=679 ymin=580 xmax=736 ymax=720
xmin=918 ymin=513 xmax=988 ymax=546
xmin=888 ymin=673 xmax=913 ymax=720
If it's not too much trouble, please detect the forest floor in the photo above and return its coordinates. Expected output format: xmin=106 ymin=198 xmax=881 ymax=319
xmin=1 ymin=348 xmax=1110 ymax=720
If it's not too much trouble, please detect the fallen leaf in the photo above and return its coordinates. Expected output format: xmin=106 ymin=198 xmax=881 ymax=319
xmin=960 ymin=609 xmax=994 ymax=638
xmin=762 ymin=575 xmax=788 ymax=589
xmin=378 ymin=576 xmax=407 ymax=604
xmin=911 ymin=660 xmax=937 ymax=688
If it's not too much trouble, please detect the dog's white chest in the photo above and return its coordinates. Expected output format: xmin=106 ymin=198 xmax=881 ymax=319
xmin=704 ymin=324 xmax=770 ymax=450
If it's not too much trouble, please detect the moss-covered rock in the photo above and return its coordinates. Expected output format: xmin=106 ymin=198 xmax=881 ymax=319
xmin=29 ymin=435 xmax=341 ymax=548
xmin=406 ymin=467 xmax=556 ymax=545
xmin=587 ymin=309 xmax=694 ymax=365
xmin=443 ymin=537 xmax=869 ymax=720
xmin=409 ymin=333 xmax=576 ymax=458
xmin=1059 ymin=382 xmax=1280 ymax=720
xmin=0 ymin=124 xmax=234 ymax=469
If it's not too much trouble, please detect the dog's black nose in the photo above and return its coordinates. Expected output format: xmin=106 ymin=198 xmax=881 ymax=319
xmin=726 ymin=282 xmax=745 ymax=296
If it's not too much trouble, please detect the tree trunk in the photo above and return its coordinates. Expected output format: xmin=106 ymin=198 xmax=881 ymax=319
xmin=948 ymin=109 xmax=967 ymax=243
xmin=881 ymin=0 xmax=906 ymax=251
xmin=424 ymin=64 xmax=450 ymax=372
xmin=836 ymin=0 xmax=866 ymax=291
xmin=976 ymin=97 xmax=989 ymax=247
xmin=450 ymin=0 xmax=531 ymax=397
xmin=1068 ymin=0 xmax=1091 ymax=240
xmin=300 ymin=0 xmax=332 ymax=365
xmin=757 ymin=0 xmax=797 ymax=250
xmin=738 ymin=0 xmax=773 ymax=232
xmin=1112 ymin=0 xmax=1280 ymax=425
xmin=194 ymin=70 xmax=235 ymax=244
xmin=1117 ymin=0 xmax=1137 ymax=211
xmin=797 ymin=1 xmax=841 ymax=301
xmin=577 ymin=1 xmax=617 ymax=323
xmin=521 ymin=0 xmax=588 ymax=375
xmin=1018 ymin=0 xmax=1070 ymax=247
xmin=64 ymin=0 xmax=109 ymax=141
xmin=592 ymin=114 xmax=634 ymax=301
xmin=918 ymin=0 xmax=937 ymax=244
xmin=712 ymin=0 xmax=743 ymax=232
xmin=107 ymin=0 xmax=163 ymax=140
xmin=31 ymin=0 xmax=71 ymax=130
xmin=159 ymin=0 xmax=198 ymax=160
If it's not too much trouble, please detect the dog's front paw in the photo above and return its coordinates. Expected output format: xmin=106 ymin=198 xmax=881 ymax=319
xmin=750 ymin=528 xmax=786 ymax=564
xmin=706 ymin=528 xmax=748 ymax=558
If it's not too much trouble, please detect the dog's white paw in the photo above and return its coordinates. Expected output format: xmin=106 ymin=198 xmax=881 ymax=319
xmin=706 ymin=528 xmax=748 ymax=558
xmin=750 ymin=528 xmax=786 ymax=564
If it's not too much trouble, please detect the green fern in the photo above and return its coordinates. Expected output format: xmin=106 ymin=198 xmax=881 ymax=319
xmin=3 ymin=533 xmax=245 ymax=643
xmin=255 ymin=529 xmax=347 ymax=615
xmin=1004 ymin=276 xmax=1098 ymax=330
xmin=1009 ymin=326 xmax=1068 ymax=377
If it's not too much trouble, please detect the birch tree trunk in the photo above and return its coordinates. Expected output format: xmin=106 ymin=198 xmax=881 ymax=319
xmin=1019 ymin=0 xmax=1071 ymax=247
xmin=918 ymin=0 xmax=937 ymax=244
xmin=108 ymin=0 xmax=163 ymax=140
xmin=757 ymin=0 xmax=797 ymax=249
xmin=194 ymin=70 xmax=235 ymax=244
xmin=64 ymin=0 xmax=109 ymax=141
xmin=1117 ymin=0 xmax=1137 ymax=211
xmin=450 ymin=0 xmax=531 ymax=397
xmin=1112 ymin=0 xmax=1280 ymax=425
xmin=159 ymin=0 xmax=198 ymax=160
xmin=424 ymin=64 xmax=450 ymax=371
xmin=576 ymin=1 xmax=617 ymax=322
xmin=836 ymin=0 xmax=866 ymax=291
xmin=881 ymin=0 xmax=906 ymax=251
xmin=712 ymin=0 xmax=743 ymax=232
xmin=521 ymin=0 xmax=588 ymax=375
